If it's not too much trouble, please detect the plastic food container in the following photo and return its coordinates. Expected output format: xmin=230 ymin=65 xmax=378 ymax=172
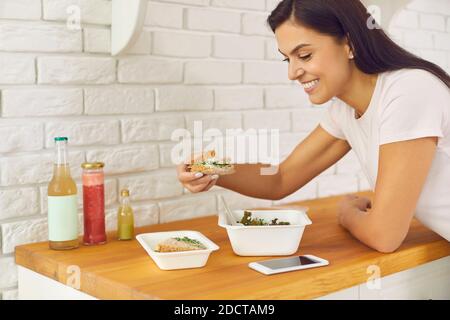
xmin=218 ymin=208 xmax=312 ymax=256
xmin=136 ymin=230 xmax=219 ymax=270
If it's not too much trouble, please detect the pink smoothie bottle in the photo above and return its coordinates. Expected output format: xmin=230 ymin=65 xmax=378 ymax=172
xmin=81 ymin=162 xmax=106 ymax=245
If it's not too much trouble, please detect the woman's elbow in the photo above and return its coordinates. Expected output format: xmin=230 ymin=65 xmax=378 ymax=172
xmin=361 ymin=216 xmax=409 ymax=253
xmin=369 ymin=234 xmax=404 ymax=253
xmin=372 ymin=241 xmax=401 ymax=253
xmin=268 ymin=193 xmax=284 ymax=201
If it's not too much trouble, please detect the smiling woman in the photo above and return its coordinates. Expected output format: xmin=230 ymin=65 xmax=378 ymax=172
xmin=266 ymin=0 xmax=450 ymax=251
xmin=268 ymin=0 xmax=449 ymax=108
xmin=177 ymin=0 xmax=450 ymax=253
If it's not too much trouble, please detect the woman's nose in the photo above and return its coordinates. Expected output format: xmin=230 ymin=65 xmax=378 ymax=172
xmin=288 ymin=63 xmax=305 ymax=81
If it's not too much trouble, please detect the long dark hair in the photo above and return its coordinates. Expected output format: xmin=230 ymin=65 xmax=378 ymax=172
xmin=268 ymin=0 xmax=450 ymax=88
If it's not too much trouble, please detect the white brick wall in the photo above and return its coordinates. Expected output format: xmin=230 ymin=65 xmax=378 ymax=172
xmin=105 ymin=203 xmax=159 ymax=230
xmin=243 ymin=110 xmax=291 ymax=132
xmin=420 ymin=13 xmax=446 ymax=31
xmin=212 ymin=0 xmax=266 ymax=11
xmin=1 ymin=218 xmax=49 ymax=254
xmin=83 ymin=27 xmax=110 ymax=53
xmin=184 ymin=61 xmax=241 ymax=84
xmin=121 ymin=114 xmax=185 ymax=142
xmin=84 ymin=87 xmax=155 ymax=115
xmin=43 ymin=0 xmax=111 ymax=25
xmin=159 ymin=142 xmax=179 ymax=168
xmin=317 ymin=174 xmax=359 ymax=198
xmin=1 ymin=152 xmax=84 ymax=186
xmin=2 ymin=88 xmax=84 ymax=117
xmin=118 ymin=169 xmax=184 ymax=201
xmin=0 ymin=0 xmax=42 ymax=20
xmin=0 ymin=188 xmax=40 ymax=220
xmin=242 ymin=12 xmax=273 ymax=36
xmin=265 ymin=86 xmax=311 ymax=109
xmin=292 ymin=107 xmax=328 ymax=132
xmin=1 ymin=0 xmax=449 ymax=299
xmin=389 ymin=0 xmax=450 ymax=74
xmin=145 ymin=2 xmax=183 ymax=29
xmin=0 ymin=123 xmax=43 ymax=152
xmin=159 ymin=193 xmax=216 ymax=223
xmin=45 ymin=120 xmax=121 ymax=147
xmin=214 ymin=35 xmax=265 ymax=60
xmin=214 ymin=87 xmax=263 ymax=110
xmin=0 ymin=256 xmax=17 ymax=288
xmin=38 ymin=56 xmax=116 ymax=84
xmin=186 ymin=112 xmax=242 ymax=133
xmin=118 ymin=57 xmax=183 ymax=83
xmin=0 ymin=289 xmax=18 ymax=300
xmin=244 ymin=61 xmax=290 ymax=84
xmin=86 ymin=145 xmax=159 ymax=175
xmin=0 ymin=54 xmax=35 ymax=84
xmin=153 ymin=31 xmax=211 ymax=58
xmin=156 ymin=86 xmax=213 ymax=111
xmin=186 ymin=7 xmax=241 ymax=33
xmin=0 ymin=22 xmax=82 ymax=53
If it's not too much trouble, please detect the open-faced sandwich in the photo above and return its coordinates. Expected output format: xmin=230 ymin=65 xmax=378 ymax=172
xmin=155 ymin=236 xmax=207 ymax=253
xmin=188 ymin=150 xmax=235 ymax=176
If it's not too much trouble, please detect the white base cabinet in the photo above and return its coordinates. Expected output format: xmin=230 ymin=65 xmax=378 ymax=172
xmin=318 ymin=256 xmax=450 ymax=300
xmin=18 ymin=256 xmax=450 ymax=300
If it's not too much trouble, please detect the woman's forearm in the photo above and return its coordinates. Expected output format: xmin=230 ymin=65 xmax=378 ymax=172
xmin=215 ymin=164 xmax=283 ymax=200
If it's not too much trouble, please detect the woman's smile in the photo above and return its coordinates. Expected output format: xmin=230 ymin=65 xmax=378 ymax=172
xmin=301 ymin=79 xmax=320 ymax=94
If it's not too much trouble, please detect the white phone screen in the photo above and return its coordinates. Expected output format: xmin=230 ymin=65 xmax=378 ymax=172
xmin=257 ymin=256 xmax=319 ymax=270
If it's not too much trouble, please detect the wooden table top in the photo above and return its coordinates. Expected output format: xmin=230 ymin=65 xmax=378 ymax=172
xmin=15 ymin=191 xmax=450 ymax=300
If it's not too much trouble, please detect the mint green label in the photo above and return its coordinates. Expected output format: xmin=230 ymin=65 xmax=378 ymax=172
xmin=48 ymin=195 xmax=78 ymax=241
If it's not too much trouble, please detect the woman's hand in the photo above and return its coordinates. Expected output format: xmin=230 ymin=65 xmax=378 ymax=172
xmin=337 ymin=194 xmax=372 ymax=228
xmin=176 ymin=163 xmax=219 ymax=193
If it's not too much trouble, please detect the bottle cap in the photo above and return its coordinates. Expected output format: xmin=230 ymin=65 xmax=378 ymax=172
xmin=54 ymin=137 xmax=68 ymax=142
xmin=121 ymin=189 xmax=130 ymax=197
xmin=81 ymin=162 xmax=105 ymax=169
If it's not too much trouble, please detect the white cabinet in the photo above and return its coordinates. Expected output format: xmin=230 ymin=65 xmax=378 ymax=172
xmin=19 ymin=256 xmax=450 ymax=300
xmin=18 ymin=267 xmax=96 ymax=300
xmin=318 ymin=256 xmax=450 ymax=300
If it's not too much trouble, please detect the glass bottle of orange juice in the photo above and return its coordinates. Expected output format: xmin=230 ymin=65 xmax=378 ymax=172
xmin=47 ymin=137 xmax=79 ymax=250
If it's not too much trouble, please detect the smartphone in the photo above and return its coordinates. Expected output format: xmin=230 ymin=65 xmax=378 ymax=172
xmin=248 ymin=255 xmax=329 ymax=275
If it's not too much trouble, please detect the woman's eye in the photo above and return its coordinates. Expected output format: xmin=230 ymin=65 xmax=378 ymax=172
xmin=299 ymin=54 xmax=312 ymax=61
xmin=282 ymin=54 xmax=311 ymax=63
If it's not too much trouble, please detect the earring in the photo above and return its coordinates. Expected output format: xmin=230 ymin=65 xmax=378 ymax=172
xmin=349 ymin=52 xmax=354 ymax=59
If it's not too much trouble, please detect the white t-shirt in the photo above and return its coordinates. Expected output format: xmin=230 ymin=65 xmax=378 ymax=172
xmin=319 ymin=68 xmax=450 ymax=241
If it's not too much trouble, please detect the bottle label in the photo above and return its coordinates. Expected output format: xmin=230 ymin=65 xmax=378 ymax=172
xmin=48 ymin=195 xmax=78 ymax=241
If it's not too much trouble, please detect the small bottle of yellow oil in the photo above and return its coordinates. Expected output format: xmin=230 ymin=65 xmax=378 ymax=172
xmin=117 ymin=189 xmax=134 ymax=240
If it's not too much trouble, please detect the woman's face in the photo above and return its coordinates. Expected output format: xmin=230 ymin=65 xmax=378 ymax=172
xmin=275 ymin=19 xmax=353 ymax=105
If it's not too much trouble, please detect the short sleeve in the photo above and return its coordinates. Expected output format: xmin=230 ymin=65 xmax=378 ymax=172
xmin=379 ymin=73 xmax=448 ymax=146
xmin=319 ymin=102 xmax=347 ymax=140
